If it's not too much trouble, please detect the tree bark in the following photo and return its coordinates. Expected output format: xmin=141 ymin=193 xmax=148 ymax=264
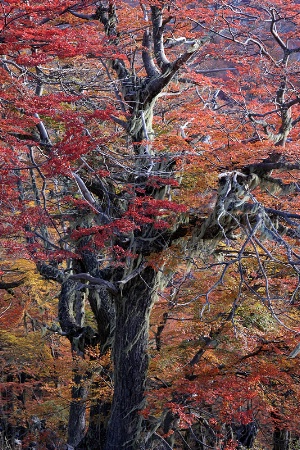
xmin=104 ymin=266 xmax=158 ymax=450
xmin=273 ymin=428 xmax=291 ymax=450
xmin=68 ymin=371 xmax=89 ymax=448
xmin=78 ymin=399 xmax=110 ymax=450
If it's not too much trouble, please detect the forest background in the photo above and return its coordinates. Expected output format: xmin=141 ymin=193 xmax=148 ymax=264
xmin=1 ymin=1 xmax=300 ymax=449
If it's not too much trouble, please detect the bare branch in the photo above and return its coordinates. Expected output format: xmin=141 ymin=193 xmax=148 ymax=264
xmin=270 ymin=8 xmax=288 ymax=52
xmin=68 ymin=273 xmax=117 ymax=293
xmin=142 ymin=29 xmax=160 ymax=78
xmin=151 ymin=5 xmax=171 ymax=72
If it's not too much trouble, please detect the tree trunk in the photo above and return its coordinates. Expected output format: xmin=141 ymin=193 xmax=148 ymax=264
xmin=68 ymin=372 xmax=89 ymax=448
xmin=82 ymin=251 xmax=115 ymax=352
xmin=77 ymin=398 xmax=110 ymax=450
xmin=104 ymin=266 xmax=158 ymax=450
xmin=273 ymin=428 xmax=291 ymax=450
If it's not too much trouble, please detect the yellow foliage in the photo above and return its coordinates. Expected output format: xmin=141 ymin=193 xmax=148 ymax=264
xmin=0 ymin=330 xmax=53 ymax=367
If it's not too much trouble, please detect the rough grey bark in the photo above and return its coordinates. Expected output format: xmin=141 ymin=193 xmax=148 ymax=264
xmin=81 ymin=251 xmax=114 ymax=352
xmin=104 ymin=266 xmax=158 ymax=450
xmin=68 ymin=372 xmax=89 ymax=448
xmin=60 ymin=258 xmax=90 ymax=447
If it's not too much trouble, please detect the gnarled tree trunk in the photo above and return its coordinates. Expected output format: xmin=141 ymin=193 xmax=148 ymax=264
xmin=104 ymin=266 xmax=159 ymax=449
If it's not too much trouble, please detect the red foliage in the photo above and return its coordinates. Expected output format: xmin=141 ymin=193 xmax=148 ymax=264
xmin=0 ymin=0 xmax=300 ymax=448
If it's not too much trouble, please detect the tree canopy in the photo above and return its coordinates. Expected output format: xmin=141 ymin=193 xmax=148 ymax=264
xmin=1 ymin=1 xmax=300 ymax=449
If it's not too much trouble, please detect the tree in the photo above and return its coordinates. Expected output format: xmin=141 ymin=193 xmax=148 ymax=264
xmin=1 ymin=0 xmax=300 ymax=449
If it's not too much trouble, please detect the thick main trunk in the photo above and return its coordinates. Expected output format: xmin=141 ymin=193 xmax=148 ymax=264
xmin=104 ymin=266 xmax=157 ymax=450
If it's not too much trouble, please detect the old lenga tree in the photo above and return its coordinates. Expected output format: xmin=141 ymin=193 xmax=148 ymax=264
xmin=1 ymin=1 xmax=300 ymax=449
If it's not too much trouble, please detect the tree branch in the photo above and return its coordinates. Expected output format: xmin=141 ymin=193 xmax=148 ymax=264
xmin=68 ymin=273 xmax=117 ymax=293
xmin=151 ymin=5 xmax=171 ymax=72
xmin=142 ymin=29 xmax=160 ymax=78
